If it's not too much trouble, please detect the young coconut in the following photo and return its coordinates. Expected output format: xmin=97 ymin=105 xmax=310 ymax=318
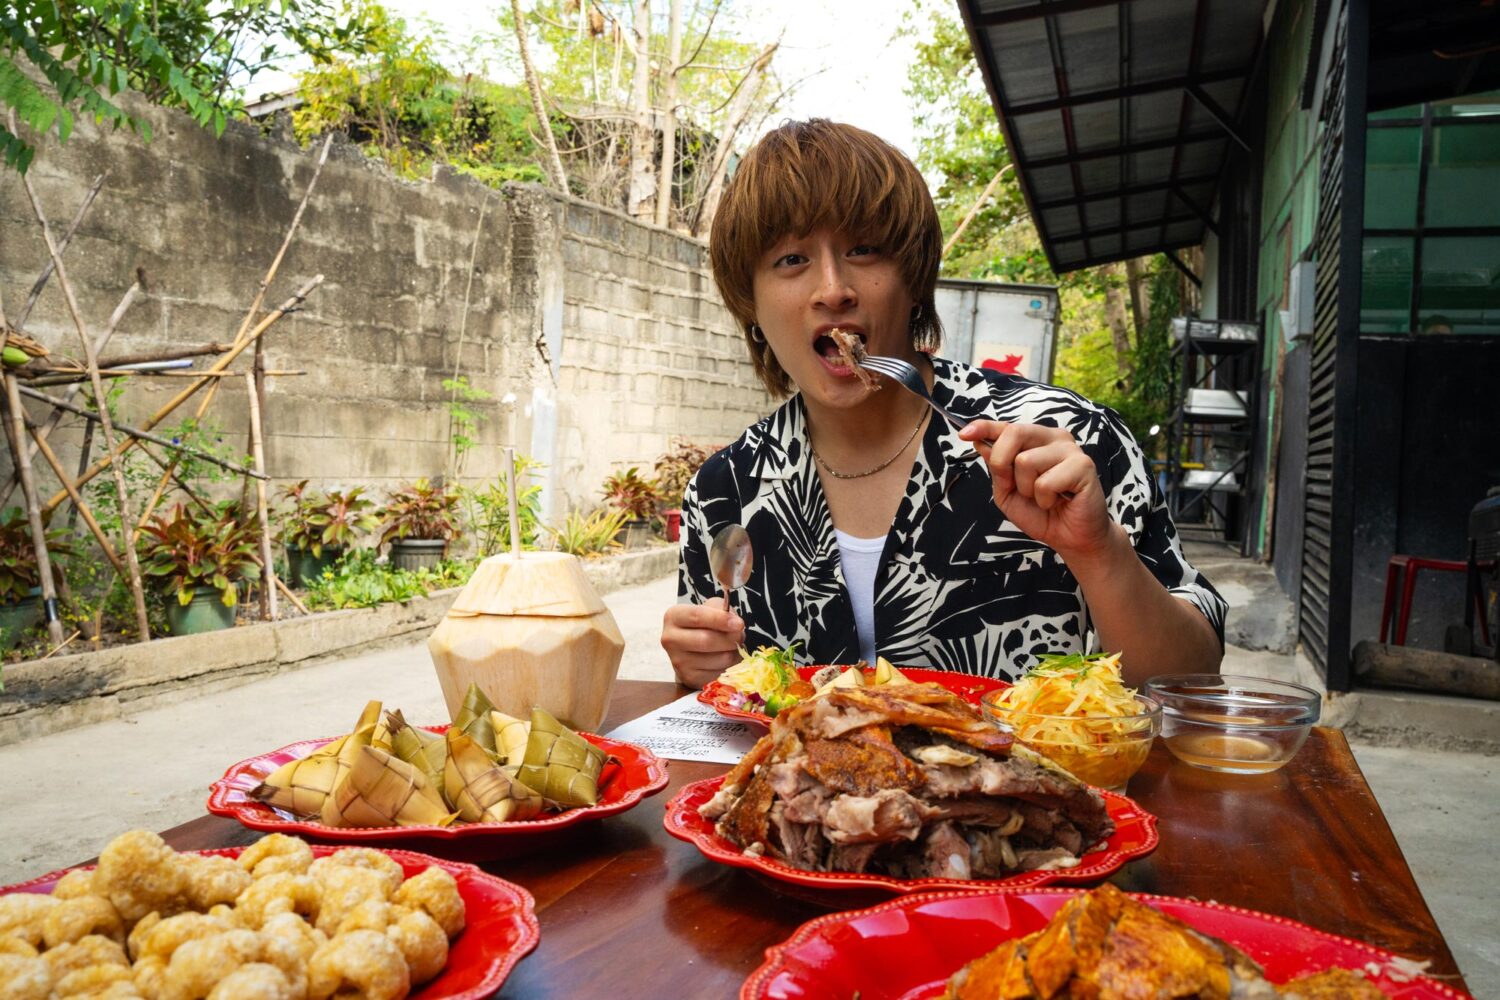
xmin=443 ymin=729 xmax=543 ymax=823
xmin=517 ymin=706 xmax=608 ymax=808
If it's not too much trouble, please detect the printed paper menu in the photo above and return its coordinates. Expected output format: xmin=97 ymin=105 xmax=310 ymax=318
xmin=605 ymin=693 xmax=760 ymax=764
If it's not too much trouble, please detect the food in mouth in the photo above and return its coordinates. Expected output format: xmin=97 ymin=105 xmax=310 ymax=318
xmin=699 ymin=682 xmax=1114 ymax=879
xmin=822 ymin=328 xmax=880 ymax=390
xmin=943 ymin=883 xmax=1387 ymax=999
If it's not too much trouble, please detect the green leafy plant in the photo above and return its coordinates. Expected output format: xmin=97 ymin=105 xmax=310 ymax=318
xmin=548 ymin=508 xmax=628 ymax=557
xmin=652 ymin=438 xmax=718 ymax=509
xmin=459 ymin=455 xmax=545 ymax=555
xmin=136 ymin=503 xmax=261 ymax=607
xmin=441 ymin=376 xmax=493 ymax=479
xmin=379 ymin=478 xmax=460 ymax=545
xmin=2 ymin=0 xmax=368 ymax=173
xmin=291 ymin=4 xmax=552 ymax=185
xmin=601 ymin=468 xmax=661 ymax=522
xmin=304 ymin=548 xmax=475 ymax=610
xmin=277 ymin=481 xmax=379 ymax=557
xmin=0 ymin=506 xmax=71 ymax=604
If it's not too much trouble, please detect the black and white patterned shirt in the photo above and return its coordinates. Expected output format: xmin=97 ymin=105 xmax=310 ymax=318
xmin=676 ymin=358 xmax=1226 ymax=681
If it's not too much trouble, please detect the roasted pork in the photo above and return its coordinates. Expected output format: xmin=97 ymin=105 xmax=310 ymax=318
xmin=700 ymin=683 xmax=1113 ymax=879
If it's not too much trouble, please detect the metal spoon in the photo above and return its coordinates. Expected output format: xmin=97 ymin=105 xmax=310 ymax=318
xmin=708 ymin=524 xmax=754 ymax=612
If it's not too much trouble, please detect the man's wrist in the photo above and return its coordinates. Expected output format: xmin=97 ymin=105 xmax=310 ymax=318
xmin=1056 ymin=522 xmax=1132 ymax=580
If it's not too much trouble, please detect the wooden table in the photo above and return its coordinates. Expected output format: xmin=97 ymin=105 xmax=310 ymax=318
xmin=160 ymin=680 xmax=1468 ymax=997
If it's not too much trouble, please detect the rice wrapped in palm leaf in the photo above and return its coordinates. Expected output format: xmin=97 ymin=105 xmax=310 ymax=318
xmin=323 ymin=745 xmax=455 ymax=828
xmin=517 ymin=707 xmax=607 ymax=807
xmin=250 ymin=733 xmax=350 ymax=817
xmin=489 ymin=710 xmax=531 ymax=768
xmin=444 ymin=729 xmax=543 ymax=823
xmin=386 ymin=709 xmax=447 ymax=790
xmin=452 ymin=682 xmax=499 ymax=757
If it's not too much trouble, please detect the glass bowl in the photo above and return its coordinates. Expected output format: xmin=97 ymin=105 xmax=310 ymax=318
xmin=980 ymin=691 xmax=1162 ymax=792
xmin=1143 ymin=674 xmax=1320 ymax=774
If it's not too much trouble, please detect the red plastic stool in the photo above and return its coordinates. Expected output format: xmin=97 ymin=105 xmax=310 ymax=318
xmin=1379 ymin=555 xmax=1492 ymax=646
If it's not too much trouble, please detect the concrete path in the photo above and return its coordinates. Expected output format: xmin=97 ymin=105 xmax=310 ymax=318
xmin=1 ymin=573 xmax=1494 ymax=996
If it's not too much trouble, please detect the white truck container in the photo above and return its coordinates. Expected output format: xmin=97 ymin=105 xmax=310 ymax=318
xmin=933 ymin=278 xmax=1060 ymax=384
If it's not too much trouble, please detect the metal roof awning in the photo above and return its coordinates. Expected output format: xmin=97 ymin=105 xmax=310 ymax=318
xmin=956 ymin=0 xmax=1269 ymax=273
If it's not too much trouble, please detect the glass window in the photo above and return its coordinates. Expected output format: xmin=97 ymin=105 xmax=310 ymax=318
xmin=1364 ymin=127 xmax=1421 ymax=228
xmin=1425 ymin=123 xmax=1500 ymax=227
xmin=1360 ymin=237 xmax=1414 ymax=332
xmin=1434 ymin=93 xmax=1500 ymax=118
xmin=1418 ymin=237 xmax=1500 ymax=335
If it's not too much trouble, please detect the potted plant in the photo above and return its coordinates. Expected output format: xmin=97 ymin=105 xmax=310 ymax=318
xmin=137 ymin=503 xmax=261 ymax=635
xmin=653 ymin=438 xmax=718 ymax=543
xmin=0 ymin=507 xmax=71 ymax=651
xmin=277 ymin=481 xmax=379 ymax=586
xmin=380 ymin=478 xmax=460 ymax=571
xmin=601 ymin=467 xmax=661 ymax=550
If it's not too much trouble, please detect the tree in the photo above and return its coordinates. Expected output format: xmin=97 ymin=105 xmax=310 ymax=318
xmin=652 ymin=0 xmax=683 ymax=228
xmin=626 ymin=0 xmax=654 ymax=218
xmin=0 ymin=0 xmax=364 ymax=173
xmin=511 ymin=0 xmax=568 ymax=189
xmin=899 ymin=0 xmax=1027 ymax=275
xmin=504 ymin=1 xmax=783 ymax=227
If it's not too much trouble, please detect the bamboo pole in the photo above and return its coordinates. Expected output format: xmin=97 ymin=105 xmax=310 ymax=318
xmin=41 ymin=274 xmax=322 ymax=514
xmin=200 ymin=134 xmax=333 ymax=419
xmin=95 ymin=342 xmax=233 ymax=369
xmin=65 ymin=420 xmax=93 ymax=536
xmin=133 ymin=442 xmax=310 ymax=616
xmin=0 ymin=374 xmax=65 ymax=645
xmin=245 ymin=374 xmax=277 ymax=620
xmin=0 ymin=278 xmax=142 ymax=509
xmin=27 ymin=425 xmax=126 ymax=577
xmin=137 ymin=139 xmax=330 ymax=520
xmin=39 ymin=629 xmax=81 ymax=660
xmin=14 ymin=173 xmax=107 ymax=330
xmin=16 ymin=385 xmax=267 ymax=480
xmin=18 ymin=167 xmax=152 ymax=643
xmin=28 ymin=368 xmax=305 ymax=386
xmin=505 ymin=447 xmax=522 ymax=559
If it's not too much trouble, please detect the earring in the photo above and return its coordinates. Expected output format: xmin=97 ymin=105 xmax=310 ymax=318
xmin=910 ymin=305 xmax=940 ymax=355
xmin=749 ymin=323 xmax=766 ymax=343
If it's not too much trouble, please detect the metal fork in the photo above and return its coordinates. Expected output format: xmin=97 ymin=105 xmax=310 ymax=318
xmin=856 ymin=355 xmax=970 ymax=432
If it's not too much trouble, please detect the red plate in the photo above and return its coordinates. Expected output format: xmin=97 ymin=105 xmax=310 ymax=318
xmin=664 ymin=774 xmax=1157 ymax=895
xmin=699 ymin=666 xmax=1009 ymax=726
xmin=742 ymin=888 xmax=1471 ymax=999
xmin=1 ymin=844 xmax=539 ymax=1000
xmin=208 ymin=725 xmax=669 ymax=841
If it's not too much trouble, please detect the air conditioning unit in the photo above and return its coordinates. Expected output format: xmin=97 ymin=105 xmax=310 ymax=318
xmin=1281 ymin=260 xmax=1315 ymax=344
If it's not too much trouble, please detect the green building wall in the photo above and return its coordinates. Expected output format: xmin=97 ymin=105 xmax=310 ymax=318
xmin=1252 ymin=0 xmax=1323 ymax=556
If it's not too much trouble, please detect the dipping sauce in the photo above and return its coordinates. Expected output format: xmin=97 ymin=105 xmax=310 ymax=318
xmin=1165 ymin=731 xmax=1287 ymax=773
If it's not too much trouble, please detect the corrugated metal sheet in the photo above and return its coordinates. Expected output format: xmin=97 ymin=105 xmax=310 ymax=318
xmin=1300 ymin=6 xmax=1347 ymax=680
xmin=957 ymin=0 xmax=1270 ymax=272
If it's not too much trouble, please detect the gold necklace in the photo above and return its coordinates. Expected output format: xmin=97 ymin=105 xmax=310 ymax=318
xmin=809 ymin=409 xmax=929 ymax=480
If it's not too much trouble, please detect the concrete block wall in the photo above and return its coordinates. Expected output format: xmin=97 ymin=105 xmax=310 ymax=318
xmin=0 ymin=97 xmax=771 ymax=525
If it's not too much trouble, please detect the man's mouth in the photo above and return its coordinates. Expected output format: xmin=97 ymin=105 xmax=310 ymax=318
xmin=813 ymin=329 xmax=865 ymax=360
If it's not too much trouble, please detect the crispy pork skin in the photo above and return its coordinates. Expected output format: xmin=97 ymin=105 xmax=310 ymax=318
xmin=945 ymin=885 xmax=1283 ymax=1000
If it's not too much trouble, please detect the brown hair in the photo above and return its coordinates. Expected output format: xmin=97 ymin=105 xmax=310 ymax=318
xmin=709 ymin=119 xmax=944 ymax=397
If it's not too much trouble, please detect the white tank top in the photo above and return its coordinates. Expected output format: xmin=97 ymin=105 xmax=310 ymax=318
xmin=834 ymin=529 xmax=887 ymax=666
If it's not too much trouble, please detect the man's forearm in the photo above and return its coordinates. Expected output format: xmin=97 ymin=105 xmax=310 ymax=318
xmin=1059 ymin=524 xmax=1223 ymax=686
